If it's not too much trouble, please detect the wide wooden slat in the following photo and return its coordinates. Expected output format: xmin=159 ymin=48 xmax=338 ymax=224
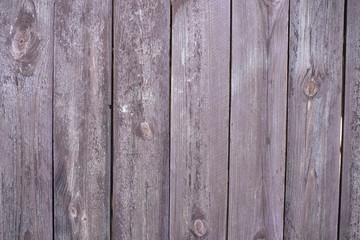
xmin=284 ymin=0 xmax=344 ymax=238
xmin=0 ymin=0 xmax=53 ymax=239
xmin=339 ymin=0 xmax=360 ymax=238
xmin=112 ymin=0 xmax=170 ymax=239
xmin=170 ymin=1 xmax=230 ymax=239
xmin=53 ymin=0 xmax=111 ymax=238
xmin=228 ymin=1 xmax=288 ymax=239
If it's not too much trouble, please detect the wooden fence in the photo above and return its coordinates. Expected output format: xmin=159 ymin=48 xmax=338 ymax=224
xmin=0 ymin=0 xmax=359 ymax=239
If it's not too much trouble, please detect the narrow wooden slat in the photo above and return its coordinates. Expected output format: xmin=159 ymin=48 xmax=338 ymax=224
xmin=228 ymin=1 xmax=288 ymax=239
xmin=284 ymin=0 xmax=344 ymax=238
xmin=53 ymin=0 xmax=111 ymax=238
xmin=340 ymin=0 xmax=360 ymax=238
xmin=112 ymin=0 xmax=170 ymax=239
xmin=0 ymin=0 xmax=53 ymax=239
xmin=170 ymin=1 xmax=230 ymax=239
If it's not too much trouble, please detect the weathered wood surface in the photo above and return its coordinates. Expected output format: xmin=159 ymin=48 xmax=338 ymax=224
xmin=53 ymin=0 xmax=111 ymax=239
xmin=170 ymin=1 xmax=230 ymax=239
xmin=284 ymin=0 xmax=344 ymax=239
xmin=1 ymin=1 xmax=357 ymax=239
xmin=0 ymin=0 xmax=53 ymax=239
xmin=228 ymin=1 xmax=288 ymax=239
xmin=340 ymin=0 xmax=360 ymax=239
xmin=112 ymin=0 xmax=170 ymax=239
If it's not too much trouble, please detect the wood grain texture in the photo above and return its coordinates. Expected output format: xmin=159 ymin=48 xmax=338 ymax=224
xmin=170 ymin=1 xmax=230 ymax=239
xmin=112 ymin=0 xmax=170 ymax=239
xmin=53 ymin=0 xmax=111 ymax=239
xmin=0 ymin=0 xmax=53 ymax=239
xmin=284 ymin=0 xmax=344 ymax=239
xmin=339 ymin=0 xmax=360 ymax=239
xmin=228 ymin=1 xmax=288 ymax=239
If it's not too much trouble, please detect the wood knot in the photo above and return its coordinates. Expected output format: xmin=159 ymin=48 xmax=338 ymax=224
xmin=23 ymin=0 xmax=36 ymax=15
xmin=253 ymin=229 xmax=267 ymax=240
xmin=10 ymin=0 xmax=39 ymax=76
xmin=300 ymin=70 xmax=324 ymax=100
xmin=69 ymin=206 xmax=77 ymax=218
xmin=304 ymin=77 xmax=319 ymax=98
xmin=24 ymin=230 xmax=31 ymax=240
xmin=194 ymin=219 xmax=204 ymax=232
xmin=190 ymin=219 xmax=208 ymax=237
xmin=140 ymin=122 xmax=152 ymax=140
xmin=12 ymin=29 xmax=31 ymax=60
xmin=262 ymin=0 xmax=282 ymax=8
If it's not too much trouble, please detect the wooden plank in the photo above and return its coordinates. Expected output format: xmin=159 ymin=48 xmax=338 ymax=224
xmin=228 ymin=1 xmax=288 ymax=239
xmin=53 ymin=0 xmax=111 ymax=239
xmin=0 ymin=0 xmax=53 ymax=239
xmin=284 ymin=0 xmax=344 ymax=239
xmin=339 ymin=0 xmax=360 ymax=238
xmin=112 ymin=0 xmax=170 ymax=239
xmin=170 ymin=1 xmax=230 ymax=239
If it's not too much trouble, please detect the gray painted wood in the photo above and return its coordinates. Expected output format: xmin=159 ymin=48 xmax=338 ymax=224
xmin=340 ymin=0 xmax=360 ymax=239
xmin=228 ymin=1 xmax=288 ymax=239
xmin=170 ymin=1 xmax=230 ymax=239
xmin=112 ymin=0 xmax=170 ymax=239
xmin=0 ymin=0 xmax=53 ymax=239
xmin=284 ymin=0 xmax=344 ymax=239
xmin=53 ymin=0 xmax=111 ymax=239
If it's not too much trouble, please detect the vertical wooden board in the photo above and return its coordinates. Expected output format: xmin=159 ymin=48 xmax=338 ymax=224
xmin=0 ymin=0 xmax=53 ymax=239
xmin=340 ymin=0 xmax=360 ymax=238
xmin=170 ymin=1 xmax=230 ymax=239
xmin=112 ymin=0 xmax=170 ymax=239
xmin=284 ymin=0 xmax=344 ymax=239
xmin=53 ymin=0 xmax=111 ymax=239
xmin=228 ymin=1 xmax=288 ymax=239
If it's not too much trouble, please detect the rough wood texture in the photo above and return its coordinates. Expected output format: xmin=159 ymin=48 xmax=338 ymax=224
xmin=228 ymin=1 xmax=288 ymax=239
xmin=284 ymin=0 xmax=344 ymax=239
xmin=112 ymin=0 xmax=170 ymax=239
xmin=340 ymin=0 xmax=360 ymax=239
xmin=53 ymin=0 xmax=111 ymax=239
xmin=170 ymin=1 xmax=230 ymax=239
xmin=0 ymin=0 xmax=53 ymax=239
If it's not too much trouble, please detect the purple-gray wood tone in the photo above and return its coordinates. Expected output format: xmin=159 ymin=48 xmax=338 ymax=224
xmin=284 ymin=0 xmax=344 ymax=239
xmin=228 ymin=0 xmax=288 ymax=239
xmin=53 ymin=0 xmax=112 ymax=238
xmin=340 ymin=0 xmax=360 ymax=239
xmin=112 ymin=0 xmax=170 ymax=239
xmin=0 ymin=0 xmax=53 ymax=239
xmin=170 ymin=1 xmax=230 ymax=239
